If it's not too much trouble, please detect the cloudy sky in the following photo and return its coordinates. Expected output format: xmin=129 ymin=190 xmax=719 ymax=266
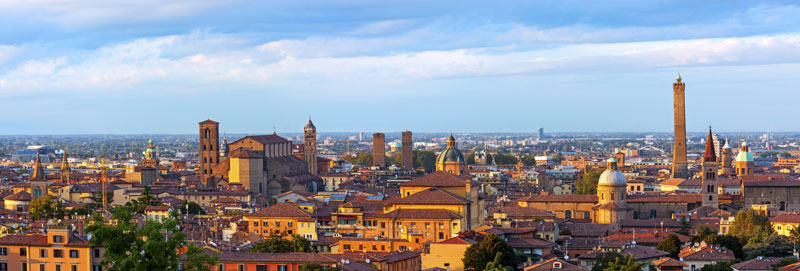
xmin=1 ymin=0 xmax=799 ymax=134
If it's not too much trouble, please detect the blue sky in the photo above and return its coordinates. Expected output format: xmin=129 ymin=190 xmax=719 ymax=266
xmin=1 ymin=0 xmax=799 ymax=134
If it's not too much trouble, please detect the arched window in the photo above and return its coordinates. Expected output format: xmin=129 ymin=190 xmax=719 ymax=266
xmin=204 ymin=128 xmax=210 ymax=139
xmin=34 ymin=187 xmax=42 ymax=198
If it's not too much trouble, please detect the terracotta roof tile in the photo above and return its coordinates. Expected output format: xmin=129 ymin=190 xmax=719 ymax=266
xmin=246 ymin=203 xmax=311 ymax=218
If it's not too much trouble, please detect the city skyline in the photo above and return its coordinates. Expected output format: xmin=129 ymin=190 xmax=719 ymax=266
xmin=1 ymin=1 xmax=799 ymax=134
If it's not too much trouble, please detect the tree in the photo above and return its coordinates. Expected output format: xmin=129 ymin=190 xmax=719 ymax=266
xmin=86 ymin=206 xmax=186 ymax=271
xmin=576 ymin=170 xmax=602 ymax=195
xmin=412 ymin=150 xmax=437 ymax=172
xmin=180 ymin=201 xmax=206 ymax=215
xmin=484 ymin=252 xmax=513 ymax=271
xmin=520 ymin=155 xmax=536 ymax=167
xmin=559 ymin=228 xmax=572 ymax=236
xmin=250 ymin=232 xmax=312 ymax=253
xmin=729 ymin=209 xmax=773 ymax=244
xmin=183 ymin=243 xmax=218 ymax=271
xmin=656 ymin=234 xmax=682 ymax=258
xmin=715 ymin=235 xmax=744 ymax=260
xmin=30 ymin=195 xmax=65 ymax=220
xmin=463 ymin=234 xmax=516 ymax=271
xmin=591 ymin=252 xmax=624 ymax=271
xmin=351 ymin=152 xmax=372 ymax=166
xmin=603 ymin=255 xmax=647 ymax=271
xmin=492 ymin=153 xmax=518 ymax=165
xmin=700 ymin=260 xmax=740 ymax=271
xmin=389 ymin=153 xmax=402 ymax=167
xmin=743 ymin=234 xmax=793 ymax=260
xmin=774 ymin=257 xmax=798 ymax=271
xmin=677 ymin=216 xmax=691 ymax=235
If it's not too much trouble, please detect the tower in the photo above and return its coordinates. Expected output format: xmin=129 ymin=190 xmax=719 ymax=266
xmin=31 ymin=154 xmax=49 ymax=199
xmin=594 ymin=157 xmax=630 ymax=223
xmin=701 ymin=127 xmax=719 ymax=208
xmin=60 ymin=151 xmax=70 ymax=183
xmin=671 ymin=74 xmax=689 ymax=178
xmin=401 ymin=131 xmax=413 ymax=170
xmin=199 ymin=119 xmax=220 ymax=187
xmin=220 ymin=136 xmax=229 ymax=158
xmin=735 ymin=140 xmax=754 ymax=176
xmin=720 ymin=137 xmax=733 ymax=176
xmin=373 ymin=133 xmax=386 ymax=168
xmin=304 ymin=118 xmax=318 ymax=175
xmin=141 ymin=139 xmax=159 ymax=186
xmin=100 ymin=161 xmax=108 ymax=210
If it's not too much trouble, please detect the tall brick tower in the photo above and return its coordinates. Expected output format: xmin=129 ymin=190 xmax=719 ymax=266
xmin=304 ymin=118 xmax=318 ymax=175
xmin=402 ymin=131 xmax=413 ymax=170
xmin=701 ymin=127 xmax=719 ymax=208
xmin=671 ymin=74 xmax=689 ymax=179
xmin=199 ymin=119 xmax=220 ymax=187
xmin=373 ymin=133 xmax=386 ymax=168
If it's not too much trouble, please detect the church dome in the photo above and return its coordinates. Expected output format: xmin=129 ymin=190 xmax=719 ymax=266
xmin=598 ymin=158 xmax=626 ymax=186
xmin=436 ymin=147 xmax=465 ymax=164
xmin=736 ymin=140 xmax=754 ymax=162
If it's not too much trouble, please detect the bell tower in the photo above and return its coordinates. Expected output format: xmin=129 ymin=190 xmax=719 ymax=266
xmin=672 ymin=74 xmax=689 ymax=178
xmin=304 ymin=117 xmax=318 ymax=175
xmin=31 ymin=154 xmax=49 ymax=199
xmin=199 ymin=119 xmax=220 ymax=187
xmin=701 ymin=127 xmax=719 ymax=208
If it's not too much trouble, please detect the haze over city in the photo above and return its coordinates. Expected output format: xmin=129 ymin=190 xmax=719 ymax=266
xmin=1 ymin=0 xmax=800 ymax=134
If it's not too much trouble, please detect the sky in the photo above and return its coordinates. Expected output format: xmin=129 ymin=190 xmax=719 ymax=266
xmin=1 ymin=0 xmax=799 ymax=135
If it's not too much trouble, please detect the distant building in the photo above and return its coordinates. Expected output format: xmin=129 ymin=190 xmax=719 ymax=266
xmin=435 ymin=134 xmax=466 ymax=175
xmin=402 ymin=131 xmax=413 ymax=170
xmin=12 ymin=146 xmax=54 ymax=163
xmin=672 ymin=74 xmax=688 ymax=178
xmin=373 ymin=133 xmax=386 ymax=168
xmin=304 ymin=118 xmax=318 ymax=175
xmin=538 ymin=127 xmax=544 ymax=140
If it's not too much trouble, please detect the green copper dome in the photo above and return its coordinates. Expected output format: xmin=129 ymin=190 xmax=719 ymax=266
xmin=436 ymin=148 xmax=465 ymax=164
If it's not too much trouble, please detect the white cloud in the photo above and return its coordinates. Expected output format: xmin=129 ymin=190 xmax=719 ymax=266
xmin=2 ymin=30 xmax=800 ymax=96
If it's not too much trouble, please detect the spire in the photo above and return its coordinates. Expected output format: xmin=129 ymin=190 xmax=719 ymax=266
xmin=703 ymin=126 xmax=717 ymax=162
xmin=723 ymin=136 xmax=730 ymax=149
xmin=32 ymin=153 xmax=46 ymax=182
xmin=676 ymin=73 xmax=682 ymax=82
xmin=60 ymin=151 xmax=69 ymax=171
xmin=447 ymin=133 xmax=456 ymax=148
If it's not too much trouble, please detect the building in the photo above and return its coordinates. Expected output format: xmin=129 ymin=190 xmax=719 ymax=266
xmin=304 ymin=118 xmax=318 ymax=175
xmin=199 ymin=119 xmax=221 ymax=187
xmin=736 ymin=141 xmax=755 ymax=176
xmin=0 ymin=223 xmax=101 ymax=271
xmin=720 ymin=139 xmax=734 ymax=176
xmin=396 ymin=171 xmax=484 ymax=230
xmin=422 ymin=236 xmax=475 ymax=271
xmin=743 ymin=177 xmax=800 ymax=212
xmin=31 ymin=154 xmax=49 ymax=199
xmin=524 ymin=258 xmax=587 ymax=271
xmin=227 ymin=133 xmax=322 ymax=194
xmin=679 ymin=243 xmax=735 ymax=271
xmin=402 ymin=131 xmax=413 ymax=170
xmin=538 ymin=127 xmax=544 ymax=140
xmin=672 ymin=74 xmax=689 ymax=179
xmin=373 ymin=133 xmax=386 ymax=168
xmin=243 ymin=203 xmax=317 ymax=241
xmin=770 ymin=213 xmax=800 ymax=236
xmin=435 ymin=134 xmax=466 ymax=175
xmin=202 ymin=252 xmax=337 ymax=271
xmin=228 ymin=149 xmax=267 ymax=195
xmin=701 ymin=127 xmax=719 ymax=208
xmin=140 ymin=139 xmax=159 ymax=186
xmin=593 ymin=157 xmax=631 ymax=224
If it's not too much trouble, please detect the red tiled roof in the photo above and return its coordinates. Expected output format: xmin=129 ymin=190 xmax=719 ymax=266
xmin=247 ymin=203 xmax=311 ymax=218
xmin=744 ymin=178 xmax=800 ymax=187
xmin=489 ymin=206 xmax=556 ymax=219
xmin=4 ymin=191 xmax=32 ymax=201
xmin=0 ymin=234 xmax=48 ymax=246
xmin=437 ymin=236 xmax=477 ymax=245
xmin=375 ymin=209 xmax=461 ymax=220
xmin=216 ymin=252 xmax=336 ymax=264
xmin=653 ymin=257 xmax=688 ymax=267
xmin=233 ymin=134 xmax=290 ymax=145
xmin=506 ymin=238 xmax=555 ymax=248
xmin=678 ymin=245 xmax=735 ymax=261
xmin=731 ymin=257 xmax=779 ymax=270
xmin=771 ymin=213 xmax=800 ymax=224
xmin=392 ymin=188 xmax=468 ymax=205
xmin=145 ymin=205 xmax=170 ymax=212
xmin=627 ymin=194 xmax=701 ymax=203
xmin=522 ymin=194 xmax=597 ymax=203
xmin=229 ymin=149 xmax=264 ymax=159
xmin=400 ymin=171 xmax=479 ymax=187
xmin=524 ymin=258 xmax=587 ymax=271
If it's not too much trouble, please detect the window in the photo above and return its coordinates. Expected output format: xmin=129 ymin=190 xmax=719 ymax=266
xmin=218 ymin=264 xmax=224 ymax=271
xmin=553 ymin=262 xmax=562 ymax=269
xmin=238 ymin=264 xmax=244 ymax=271
xmin=39 ymin=264 xmax=45 ymax=271
xmin=20 ymin=248 xmax=26 ymax=256
xmin=92 ymin=265 xmax=102 ymax=271
xmin=565 ymin=210 xmax=572 ymax=219
xmin=40 ymin=249 xmax=47 ymax=257
xmin=22 ymin=263 xmax=27 ymax=271
xmin=72 ymin=265 xmax=77 ymax=271
xmin=70 ymin=250 xmax=79 ymax=258
xmin=0 ymin=263 xmax=6 ymax=271
xmin=381 ymin=245 xmax=385 ymax=251
xmin=54 ymin=249 xmax=64 ymax=258
xmin=256 ymin=265 xmax=267 ymax=271
xmin=94 ymin=248 xmax=101 ymax=258
xmin=288 ymin=221 xmax=293 ymax=227
xmin=372 ymin=245 xmax=377 ymax=250
xmin=0 ymin=247 xmax=7 ymax=255
xmin=276 ymin=221 xmax=280 ymax=227
xmin=381 ymin=222 xmax=386 ymax=228
xmin=262 ymin=221 xmax=267 ymax=227
xmin=343 ymin=244 xmax=351 ymax=250
xmin=650 ymin=210 xmax=657 ymax=218
xmin=278 ymin=265 xmax=288 ymax=271
xmin=781 ymin=202 xmax=786 ymax=211
xmin=439 ymin=232 xmax=444 ymax=239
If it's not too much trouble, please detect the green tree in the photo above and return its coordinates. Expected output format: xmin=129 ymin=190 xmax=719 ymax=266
xmin=656 ymin=234 xmax=682 ymax=258
xmin=30 ymin=195 xmax=65 ymax=220
xmin=715 ymin=235 xmax=744 ymax=260
xmin=591 ymin=252 xmax=624 ymax=271
xmin=389 ymin=153 xmax=402 ymax=167
xmin=353 ymin=152 xmax=373 ymax=166
xmin=180 ymin=201 xmax=207 ymax=215
xmin=700 ymin=260 xmax=740 ymax=271
xmin=484 ymin=252 xmax=513 ymax=271
xmin=744 ymin=234 xmax=793 ymax=260
xmin=677 ymin=216 xmax=691 ymax=235
xmin=492 ymin=153 xmax=518 ymax=165
xmin=774 ymin=257 xmax=798 ymax=271
xmin=467 ymin=152 xmax=476 ymax=164
xmin=520 ymin=155 xmax=536 ymax=167
xmin=183 ymin=243 xmax=218 ymax=271
xmin=250 ymin=232 xmax=312 ymax=253
xmin=463 ymin=234 xmax=516 ymax=271
xmin=729 ymin=209 xmax=773 ymax=244
xmin=86 ymin=206 xmax=185 ymax=271
xmin=603 ymin=255 xmax=647 ymax=271
xmin=576 ymin=170 xmax=602 ymax=195
xmin=559 ymin=228 xmax=572 ymax=236
xmin=412 ymin=150 xmax=437 ymax=172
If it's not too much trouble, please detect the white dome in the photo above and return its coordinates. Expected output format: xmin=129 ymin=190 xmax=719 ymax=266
xmin=598 ymin=168 xmax=626 ymax=186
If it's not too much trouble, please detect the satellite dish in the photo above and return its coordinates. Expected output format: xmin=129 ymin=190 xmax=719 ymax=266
xmin=366 ymin=259 xmax=370 ymax=263
xmin=345 ymin=260 xmax=350 ymax=264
